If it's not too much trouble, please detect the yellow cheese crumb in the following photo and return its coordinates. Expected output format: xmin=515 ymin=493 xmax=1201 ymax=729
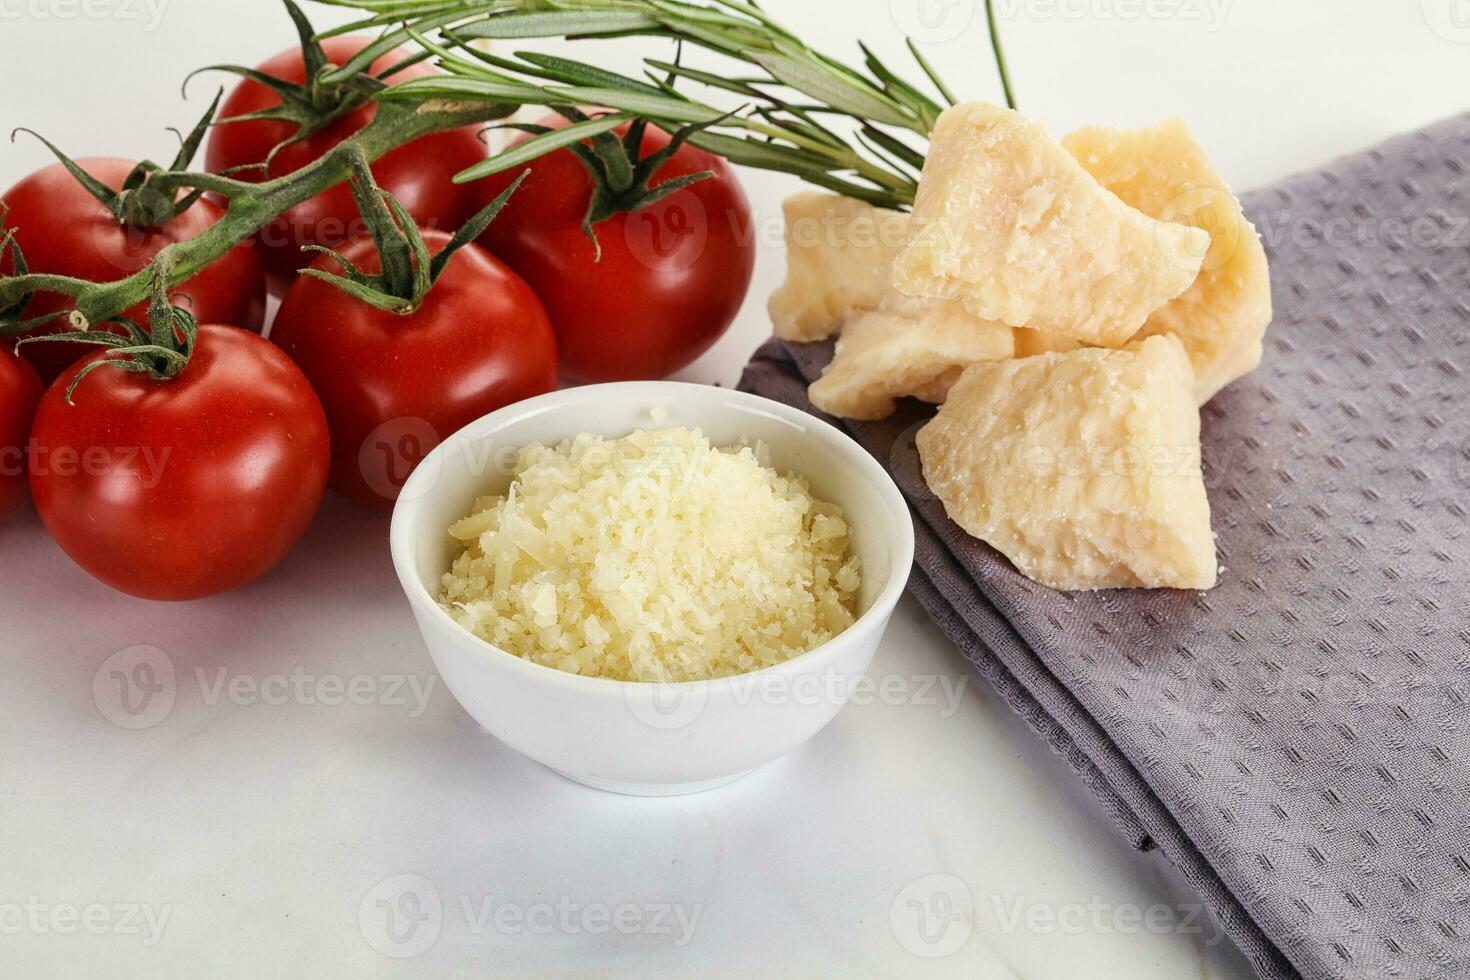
xmin=768 ymin=191 xmax=910 ymax=342
xmin=1062 ymin=118 xmax=1273 ymax=403
xmin=917 ymin=335 xmax=1217 ymax=590
xmin=893 ymin=102 xmax=1210 ymax=347
xmin=809 ymin=293 xmax=1014 ymax=420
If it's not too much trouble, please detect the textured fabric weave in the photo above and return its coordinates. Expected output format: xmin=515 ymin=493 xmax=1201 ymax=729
xmin=738 ymin=114 xmax=1470 ymax=980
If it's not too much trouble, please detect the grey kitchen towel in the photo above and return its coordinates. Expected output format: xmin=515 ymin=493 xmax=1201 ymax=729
xmin=738 ymin=113 xmax=1470 ymax=980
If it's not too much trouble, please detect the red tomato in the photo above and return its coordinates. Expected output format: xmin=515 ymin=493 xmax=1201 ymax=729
xmin=28 ymin=325 xmax=330 ymax=600
xmin=475 ymin=117 xmax=755 ymax=383
xmin=205 ymin=36 xmax=488 ymax=294
xmin=1 ymin=157 xmax=266 ymax=383
xmin=0 ymin=351 xmax=42 ymax=518
xmin=271 ymin=230 xmax=558 ymax=507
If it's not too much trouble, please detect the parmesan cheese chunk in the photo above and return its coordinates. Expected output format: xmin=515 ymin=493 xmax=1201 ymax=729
xmin=768 ymin=191 xmax=910 ymax=342
xmin=439 ymin=427 xmax=861 ymax=682
xmin=917 ymin=334 xmax=1217 ymax=591
xmin=893 ymin=102 xmax=1210 ymax=347
xmin=1063 ymin=118 xmax=1272 ymax=404
xmin=809 ymin=294 xmax=1014 ymax=420
xmin=1012 ymin=327 xmax=1084 ymax=358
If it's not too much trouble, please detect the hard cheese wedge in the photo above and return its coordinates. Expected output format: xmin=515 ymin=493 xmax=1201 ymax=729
xmin=893 ymin=102 xmax=1210 ymax=347
xmin=1063 ymin=118 xmax=1272 ymax=404
xmin=917 ymin=334 xmax=1217 ymax=590
xmin=808 ymin=294 xmax=1014 ymax=420
xmin=768 ymin=192 xmax=910 ymax=342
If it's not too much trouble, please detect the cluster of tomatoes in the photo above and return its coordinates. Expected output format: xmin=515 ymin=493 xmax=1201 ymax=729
xmin=0 ymin=35 xmax=755 ymax=602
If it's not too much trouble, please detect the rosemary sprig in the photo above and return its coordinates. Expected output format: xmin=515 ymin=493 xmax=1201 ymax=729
xmin=388 ymin=23 xmax=919 ymax=206
xmin=984 ymin=0 xmax=1017 ymax=110
xmin=314 ymin=0 xmax=1015 ymax=210
xmin=0 ymin=0 xmax=1018 ymax=339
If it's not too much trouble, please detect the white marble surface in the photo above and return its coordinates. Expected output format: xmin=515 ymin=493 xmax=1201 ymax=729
xmin=1 ymin=1 xmax=1461 ymax=976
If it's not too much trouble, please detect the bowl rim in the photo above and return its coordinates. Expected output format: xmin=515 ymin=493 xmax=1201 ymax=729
xmin=389 ymin=380 xmax=915 ymax=695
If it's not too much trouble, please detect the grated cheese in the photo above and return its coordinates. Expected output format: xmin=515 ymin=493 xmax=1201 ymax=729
xmin=438 ymin=427 xmax=862 ymax=682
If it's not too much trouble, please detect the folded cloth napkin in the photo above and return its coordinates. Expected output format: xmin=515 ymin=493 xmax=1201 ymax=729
xmin=738 ymin=113 xmax=1470 ymax=980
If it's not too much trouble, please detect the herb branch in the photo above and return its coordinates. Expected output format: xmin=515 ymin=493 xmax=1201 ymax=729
xmin=318 ymin=0 xmax=1016 ymax=209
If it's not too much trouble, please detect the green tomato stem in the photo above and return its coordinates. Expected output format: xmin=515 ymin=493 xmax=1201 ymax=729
xmin=0 ymin=98 xmax=512 ymax=332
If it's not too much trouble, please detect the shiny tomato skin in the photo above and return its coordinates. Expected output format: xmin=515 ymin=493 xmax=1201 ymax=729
xmin=475 ymin=117 xmax=755 ymax=383
xmin=28 ymin=325 xmax=330 ymax=601
xmin=205 ymin=36 xmax=489 ymax=294
xmin=271 ymin=230 xmax=558 ymax=507
xmin=0 ymin=352 xmax=42 ymax=518
xmin=1 ymin=157 xmax=267 ymax=383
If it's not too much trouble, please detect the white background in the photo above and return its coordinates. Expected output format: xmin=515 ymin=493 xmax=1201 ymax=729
xmin=1 ymin=1 xmax=1464 ymax=976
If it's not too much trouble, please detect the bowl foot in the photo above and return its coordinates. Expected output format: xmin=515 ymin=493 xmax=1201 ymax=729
xmin=545 ymin=765 xmax=757 ymax=797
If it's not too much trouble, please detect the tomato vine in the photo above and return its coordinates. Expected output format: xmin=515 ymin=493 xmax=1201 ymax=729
xmin=0 ymin=0 xmax=1009 ymax=351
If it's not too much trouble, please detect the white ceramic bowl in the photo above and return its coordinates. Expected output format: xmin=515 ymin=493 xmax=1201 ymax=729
xmin=389 ymin=382 xmax=914 ymax=796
